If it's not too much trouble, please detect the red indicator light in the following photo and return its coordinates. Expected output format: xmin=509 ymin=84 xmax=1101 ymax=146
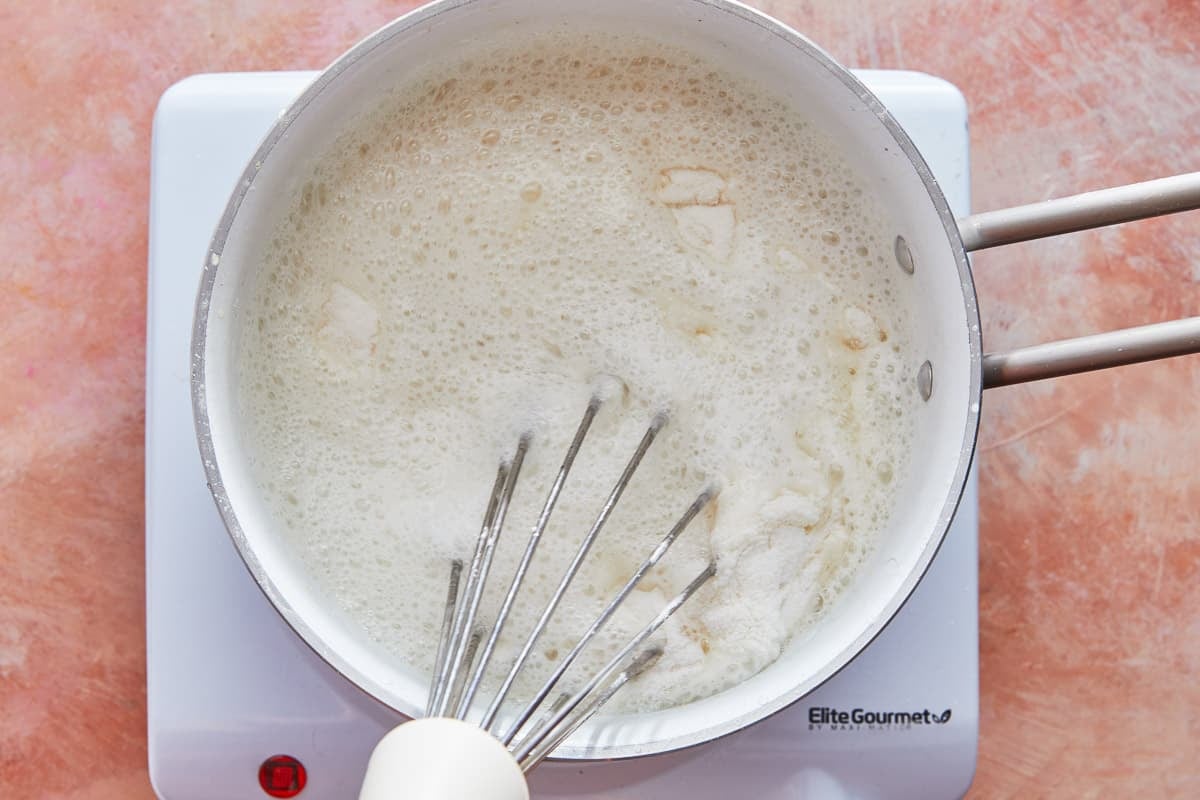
xmin=259 ymin=754 xmax=307 ymax=798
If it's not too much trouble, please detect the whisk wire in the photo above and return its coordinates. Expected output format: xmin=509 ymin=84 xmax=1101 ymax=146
xmin=425 ymin=559 xmax=463 ymax=716
xmin=423 ymin=400 xmax=716 ymax=770
xmin=469 ymin=400 xmax=601 ymax=728
xmin=496 ymin=487 xmax=715 ymax=742
xmin=483 ymin=413 xmax=666 ymax=731
xmin=452 ymin=437 xmax=530 ymax=718
xmin=508 ymin=561 xmax=716 ymax=762
xmin=433 ymin=455 xmax=513 ymax=717
xmin=518 ymin=647 xmax=663 ymax=773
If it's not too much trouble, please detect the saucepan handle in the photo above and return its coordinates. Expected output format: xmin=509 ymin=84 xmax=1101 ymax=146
xmin=955 ymin=171 xmax=1200 ymax=388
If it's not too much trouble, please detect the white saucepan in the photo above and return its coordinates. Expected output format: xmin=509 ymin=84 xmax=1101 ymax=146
xmin=189 ymin=0 xmax=1200 ymax=797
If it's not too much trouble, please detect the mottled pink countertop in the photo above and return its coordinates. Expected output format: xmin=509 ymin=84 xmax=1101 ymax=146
xmin=3 ymin=1 xmax=1198 ymax=797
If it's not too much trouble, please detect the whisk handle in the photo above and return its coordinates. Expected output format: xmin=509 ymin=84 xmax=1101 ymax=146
xmin=358 ymin=717 xmax=530 ymax=800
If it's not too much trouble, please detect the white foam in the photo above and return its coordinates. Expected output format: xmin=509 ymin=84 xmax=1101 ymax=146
xmin=236 ymin=29 xmax=917 ymax=714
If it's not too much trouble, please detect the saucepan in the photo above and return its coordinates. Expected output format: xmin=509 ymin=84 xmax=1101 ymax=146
xmin=189 ymin=0 xmax=1200 ymax=796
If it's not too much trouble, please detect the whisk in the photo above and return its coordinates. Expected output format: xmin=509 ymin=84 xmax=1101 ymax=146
xmin=359 ymin=397 xmax=717 ymax=800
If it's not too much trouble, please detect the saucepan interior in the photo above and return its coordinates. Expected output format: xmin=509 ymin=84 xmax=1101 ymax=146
xmin=193 ymin=0 xmax=980 ymax=759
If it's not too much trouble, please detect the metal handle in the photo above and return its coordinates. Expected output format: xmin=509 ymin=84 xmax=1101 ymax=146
xmin=982 ymin=317 xmax=1200 ymax=388
xmin=958 ymin=171 xmax=1200 ymax=252
xmin=957 ymin=171 xmax=1200 ymax=386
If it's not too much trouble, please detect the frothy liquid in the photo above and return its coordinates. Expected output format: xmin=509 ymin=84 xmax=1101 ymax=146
xmin=237 ymin=30 xmax=916 ymax=714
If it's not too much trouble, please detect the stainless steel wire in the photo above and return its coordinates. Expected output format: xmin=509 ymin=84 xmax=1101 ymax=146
xmin=420 ymin=397 xmax=717 ymax=773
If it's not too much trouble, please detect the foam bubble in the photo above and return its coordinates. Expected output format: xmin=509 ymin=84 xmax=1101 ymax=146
xmin=236 ymin=29 xmax=917 ymax=714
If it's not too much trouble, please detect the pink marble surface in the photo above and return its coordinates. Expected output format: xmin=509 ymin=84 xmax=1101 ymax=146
xmin=2 ymin=1 xmax=1198 ymax=797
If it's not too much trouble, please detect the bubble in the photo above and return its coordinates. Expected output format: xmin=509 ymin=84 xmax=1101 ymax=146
xmin=520 ymin=182 xmax=543 ymax=202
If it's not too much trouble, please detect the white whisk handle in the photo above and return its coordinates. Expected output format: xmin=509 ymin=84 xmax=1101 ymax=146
xmin=358 ymin=717 xmax=530 ymax=800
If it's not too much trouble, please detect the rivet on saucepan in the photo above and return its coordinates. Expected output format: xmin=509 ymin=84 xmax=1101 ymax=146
xmin=894 ymin=235 xmax=915 ymax=275
xmin=917 ymin=360 xmax=933 ymax=401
